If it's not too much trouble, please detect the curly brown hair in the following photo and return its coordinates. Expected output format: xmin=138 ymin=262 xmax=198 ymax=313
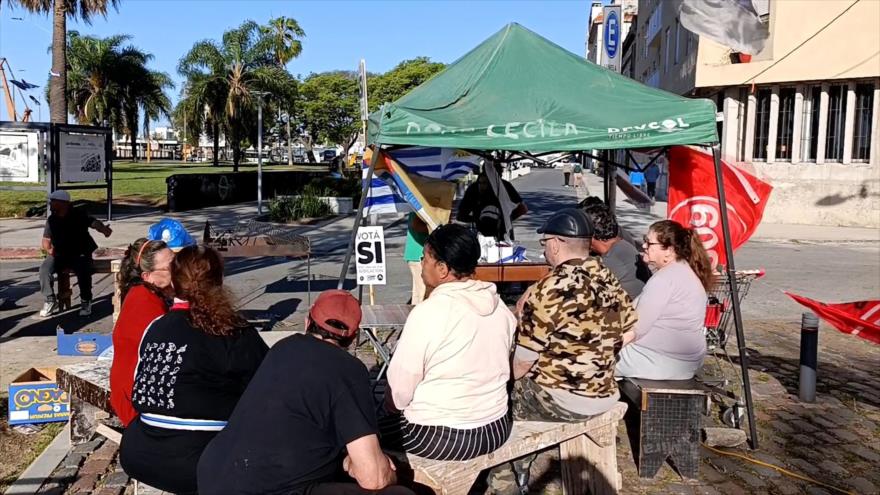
xmin=171 ymin=245 xmax=246 ymax=336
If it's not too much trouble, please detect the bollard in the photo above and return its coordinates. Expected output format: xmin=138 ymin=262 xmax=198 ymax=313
xmin=799 ymin=312 xmax=819 ymax=402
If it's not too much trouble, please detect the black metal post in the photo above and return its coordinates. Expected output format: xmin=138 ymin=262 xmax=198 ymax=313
xmin=105 ymin=129 xmax=113 ymax=221
xmin=338 ymin=145 xmax=379 ymax=290
xmin=711 ymin=144 xmax=758 ymax=449
xmin=799 ymin=312 xmax=819 ymax=403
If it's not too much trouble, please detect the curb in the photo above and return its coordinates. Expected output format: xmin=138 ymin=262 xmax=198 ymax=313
xmin=4 ymin=424 xmax=70 ymax=495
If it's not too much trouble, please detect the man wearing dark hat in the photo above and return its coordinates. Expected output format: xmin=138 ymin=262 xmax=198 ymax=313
xmin=197 ymin=290 xmax=414 ymax=495
xmin=39 ymin=189 xmax=112 ymax=317
xmin=490 ymin=208 xmax=636 ymax=493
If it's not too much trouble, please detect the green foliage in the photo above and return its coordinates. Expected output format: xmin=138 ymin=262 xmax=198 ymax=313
xmin=298 ymin=71 xmax=360 ymax=149
xmin=368 ymin=57 xmax=445 ymax=112
xmin=303 ymin=176 xmax=362 ymax=204
xmin=269 ymin=194 xmax=332 ymax=222
xmin=177 ymin=19 xmax=294 ymax=169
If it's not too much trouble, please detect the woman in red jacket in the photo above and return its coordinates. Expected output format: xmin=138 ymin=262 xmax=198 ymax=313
xmin=110 ymin=238 xmax=174 ymax=426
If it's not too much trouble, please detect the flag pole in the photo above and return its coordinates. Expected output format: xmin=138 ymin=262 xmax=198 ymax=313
xmin=339 ymin=145 xmax=379 ymax=291
xmin=712 ymin=143 xmax=758 ymax=450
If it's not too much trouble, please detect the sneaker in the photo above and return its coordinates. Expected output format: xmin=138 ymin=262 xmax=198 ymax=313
xmin=78 ymin=300 xmax=92 ymax=317
xmin=39 ymin=300 xmax=59 ymax=318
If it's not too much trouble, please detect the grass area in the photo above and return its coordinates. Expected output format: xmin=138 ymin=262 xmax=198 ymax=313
xmin=0 ymin=160 xmax=310 ymax=218
xmin=0 ymin=392 xmax=65 ymax=492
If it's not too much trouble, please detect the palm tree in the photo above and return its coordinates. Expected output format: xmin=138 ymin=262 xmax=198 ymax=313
xmin=178 ymin=20 xmax=289 ymax=171
xmin=65 ymin=31 xmax=140 ymax=126
xmin=139 ymin=71 xmax=173 ymax=162
xmin=262 ymin=16 xmax=305 ymax=165
xmin=7 ymin=0 xmax=120 ymax=123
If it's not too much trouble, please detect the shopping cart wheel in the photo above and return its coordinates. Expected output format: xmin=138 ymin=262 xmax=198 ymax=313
xmin=723 ymin=404 xmax=745 ymax=428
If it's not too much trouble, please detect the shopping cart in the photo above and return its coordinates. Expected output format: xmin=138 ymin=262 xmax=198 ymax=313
xmin=701 ymin=269 xmax=766 ymax=428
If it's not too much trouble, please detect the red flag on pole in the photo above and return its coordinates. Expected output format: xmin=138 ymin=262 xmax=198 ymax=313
xmin=667 ymin=146 xmax=773 ymax=268
xmin=785 ymin=292 xmax=880 ymax=345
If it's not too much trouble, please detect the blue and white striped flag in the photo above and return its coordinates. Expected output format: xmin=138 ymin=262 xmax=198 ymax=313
xmin=362 ymin=147 xmax=481 ymax=216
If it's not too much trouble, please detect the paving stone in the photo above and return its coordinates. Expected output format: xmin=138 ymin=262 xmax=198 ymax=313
xmin=814 ymin=432 xmax=840 ymax=444
xmin=768 ymin=477 xmax=802 ymax=495
xmin=806 ymin=488 xmax=832 ymax=495
xmin=102 ymin=471 xmax=130 ymax=488
xmin=91 ymin=441 xmax=119 ymax=461
xmin=791 ymin=433 xmax=814 ymax=445
xmin=68 ymin=473 xmax=99 ymax=494
xmin=49 ymin=466 xmax=79 ymax=482
xmin=832 ymin=429 xmax=861 ymax=443
xmin=712 ymin=482 xmax=750 ymax=495
xmin=692 ymin=486 xmax=723 ymax=495
xmin=818 ymin=460 xmax=849 ymax=476
xmin=769 ymin=420 xmax=794 ymax=434
xmin=776 ymin=410 xmax=799 ymax=421
xmin=60 ymin=451 xmax=86 ymax=469
xmin=80 ymin=456 xmax=114 ymax=476
xmin=736 ymin=471 xmax=766 ymax=489
xmin=787 ymin=458 xmax=822 ymax=476
xmin=71 ymin=439 xmax=103 ymax=454
xmin=842 ymin=444 xmax=880 ymax=463
xmin=847 ymin=477 xmax=877 ymax=494
xmin=790 ymin=420 xmax=819 ymax=433
xmin=94 ymin=488 xmax=125 ymax=495
xmin=811 ymin=416 xmax=838 ymax=429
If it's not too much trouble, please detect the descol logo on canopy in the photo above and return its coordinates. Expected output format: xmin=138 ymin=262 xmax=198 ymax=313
xmin=607 ymin=118 xmax=691 ymax=139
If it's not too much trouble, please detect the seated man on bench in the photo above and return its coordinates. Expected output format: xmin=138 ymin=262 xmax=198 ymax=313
xmin=39 ymin=189 xmax=112 ymax=317
xmin=490 ymin=209 xmax=636 ymax=493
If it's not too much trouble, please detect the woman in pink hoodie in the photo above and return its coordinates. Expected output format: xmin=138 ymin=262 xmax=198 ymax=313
xmin=380 ymin=224 xmax=516 ymax=461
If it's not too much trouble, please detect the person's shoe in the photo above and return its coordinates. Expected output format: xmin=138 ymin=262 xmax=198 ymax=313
xmin=78 ymin=300 xmax=92 ymax=317
xmin=39 ymin=300 xmax=59 ymax=318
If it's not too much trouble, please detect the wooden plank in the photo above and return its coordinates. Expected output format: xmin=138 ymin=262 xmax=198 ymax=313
xmin=474 ymin=262 xmax=551 ymax=283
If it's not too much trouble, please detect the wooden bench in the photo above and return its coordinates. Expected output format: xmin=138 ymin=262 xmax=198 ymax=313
xmin=396 ymin=401 xmax=627 ymax=495
xmin=56 ymin=258 xmax=122 ymax=321
xmin=619 ymin=378 xmax=706 ymax=479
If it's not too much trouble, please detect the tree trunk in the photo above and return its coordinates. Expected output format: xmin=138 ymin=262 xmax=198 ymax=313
xmin=128 ymin=112 xmax=139 ymax=162
xmin=303 ymin=134 xmax=316 ymax=163
xmin=212 ymin=122 xmax=219 ymax=167
xmin=286 ymin=112 xmax=293 ymax=166
xmin=232 ymin=142 xmax=241 ymax=172
xmin=50 ymin=0 xmax=68 ymax=124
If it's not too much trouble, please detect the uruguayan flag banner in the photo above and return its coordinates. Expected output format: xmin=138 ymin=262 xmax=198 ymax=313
xmin=362 ymin=147 xmax=481 ymax=216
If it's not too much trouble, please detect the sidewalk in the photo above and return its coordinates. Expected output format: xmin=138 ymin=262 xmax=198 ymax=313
xmin=581 ymin=173 xmax=880 ymax=244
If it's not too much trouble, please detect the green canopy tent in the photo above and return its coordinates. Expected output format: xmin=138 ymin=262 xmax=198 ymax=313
xmin=347 ymin=22 xmax=758 ymax=448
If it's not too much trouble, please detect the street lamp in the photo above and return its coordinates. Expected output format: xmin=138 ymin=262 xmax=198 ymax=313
xmin=252 ymin=90 xmax=270 ymax=215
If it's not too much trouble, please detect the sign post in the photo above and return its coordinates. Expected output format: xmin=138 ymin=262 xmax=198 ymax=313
xmin=355 ymin=226 xmax=387 ymax=287
xmin=602 ymin=5 xmax=622 ymax=73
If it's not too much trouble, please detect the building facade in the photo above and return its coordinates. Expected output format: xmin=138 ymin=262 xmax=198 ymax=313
xmin=632 ymin=0 xmax=879 ymax=227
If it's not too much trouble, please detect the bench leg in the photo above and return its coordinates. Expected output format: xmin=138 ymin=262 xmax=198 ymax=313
xmin=57 ymin=272 xmax=72 ymax=311
xmin=69 ymin=396 xmax=108 ymax=445
xmin=561 ymin=428 xmax=621 ymax=495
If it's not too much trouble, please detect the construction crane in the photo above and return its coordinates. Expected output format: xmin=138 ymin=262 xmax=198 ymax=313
xmin=0 ymin=58 xmax=33 ymax=122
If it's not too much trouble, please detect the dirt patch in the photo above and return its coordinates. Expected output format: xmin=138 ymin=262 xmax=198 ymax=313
xmin=0 ymin=393 xmax=64 ymax=492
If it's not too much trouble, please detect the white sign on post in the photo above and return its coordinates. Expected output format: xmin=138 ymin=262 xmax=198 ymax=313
xmin=355 ymin=226 xmax=386 ymax=285
xmin=0 ymin=131 xmax=40 ymax=182
xmin=59 ymin=132 xmax=105 ymax=183
xmin=602 ymin=5 xmax=622 ymax=73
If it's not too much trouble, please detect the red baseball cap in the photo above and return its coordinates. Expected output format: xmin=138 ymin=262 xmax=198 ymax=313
xmin=308 ymin=290 xmax=361 ymax=338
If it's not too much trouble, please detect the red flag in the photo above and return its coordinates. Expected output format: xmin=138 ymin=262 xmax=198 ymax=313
xmin=785 ymin=292 xmax=880 ymax=345
xmin=667 ymin=146 xmax=773 ymax=267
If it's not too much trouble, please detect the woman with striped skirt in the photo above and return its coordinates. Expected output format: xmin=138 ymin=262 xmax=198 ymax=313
xmin=380 ymin=224 xmax=517 ymax=461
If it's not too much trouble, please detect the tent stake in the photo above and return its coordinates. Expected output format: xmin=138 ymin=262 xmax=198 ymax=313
xmin=711 ymin=144 xmax=758 ymax=450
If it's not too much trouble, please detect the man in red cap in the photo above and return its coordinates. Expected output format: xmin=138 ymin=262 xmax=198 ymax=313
xmin=197 ymin=290 xmax=415 ymax=495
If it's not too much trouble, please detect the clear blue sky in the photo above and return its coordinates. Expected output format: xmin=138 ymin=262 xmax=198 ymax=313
xmin=0 ymin=0 xmax=597 ymax=124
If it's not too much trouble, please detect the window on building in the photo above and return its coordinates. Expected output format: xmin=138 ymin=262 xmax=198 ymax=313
xmin=825 ymin=84 xmax=847 ymax=161
xmin=776 ymin=88 xmax=796 ymax=161
xmin=664 ymin=27 xmax=671 ymax=73
xmin=752 ymin=89 xmax=772 ymax=161
xmin=675 ymin=19 xmax=681 ymax=64
xmin=799 ymin=86 xmax=821 ymax=162
xmin=852 ymin=83 xmax=875 ymax=162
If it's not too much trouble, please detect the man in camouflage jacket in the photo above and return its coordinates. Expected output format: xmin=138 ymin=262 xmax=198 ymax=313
xmin=490 ymin=208 xmax=636 ymax=494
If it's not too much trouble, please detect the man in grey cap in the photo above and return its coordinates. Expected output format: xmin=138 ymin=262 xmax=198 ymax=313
xmin=39 ymin=190 xmax=112 ymax=317
xmin=489 ymin=208 xmax=636 ymax=494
